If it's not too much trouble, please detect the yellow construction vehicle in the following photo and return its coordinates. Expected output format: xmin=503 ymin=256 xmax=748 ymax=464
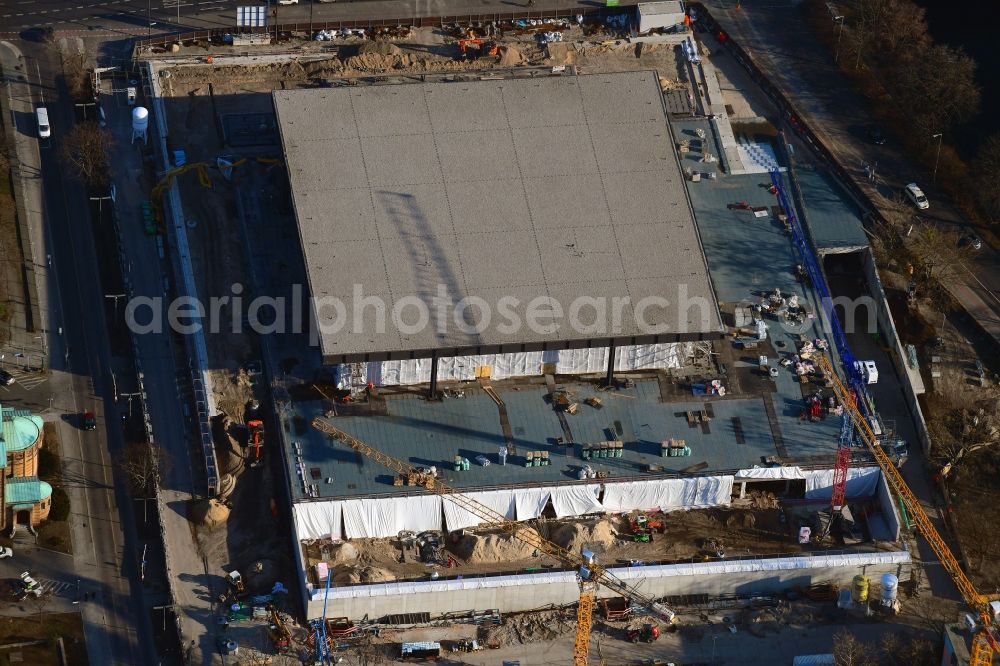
xmin=311 ymin=417 xmax=675 ymax=666
xmin=268 ymin=603 xmax=291 ymax=652
xmin=816 ymin=355 xmax=1000 ymax=664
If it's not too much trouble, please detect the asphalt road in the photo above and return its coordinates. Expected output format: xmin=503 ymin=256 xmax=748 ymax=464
xmin=0 ymin=37 xmax=156 ymax=664
xmin=0 ymin=0 xmax=603 ymax=36
xmin=701 ymin=0 xmax=1000 ymax=343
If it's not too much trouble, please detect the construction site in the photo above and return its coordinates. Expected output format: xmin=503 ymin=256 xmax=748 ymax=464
xmin=106 ymin=1 xmax=997 ymax=663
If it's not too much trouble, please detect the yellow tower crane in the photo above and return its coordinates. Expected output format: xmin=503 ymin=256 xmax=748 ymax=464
xmin=815 ymin=354 xmax=1000 ymax=664
xmin=311 ymin=417 xmax=675 ymax=665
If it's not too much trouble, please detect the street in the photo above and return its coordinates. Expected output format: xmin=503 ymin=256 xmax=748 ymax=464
xmin=0 ymin=37 xmax=154 ymax=665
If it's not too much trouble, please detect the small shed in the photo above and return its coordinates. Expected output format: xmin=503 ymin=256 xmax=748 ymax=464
xmin=636 ymin=1 xmax=686 ymax=33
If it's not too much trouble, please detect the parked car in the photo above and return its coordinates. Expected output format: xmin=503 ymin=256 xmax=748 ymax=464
xmin=960 ymin=234 xmax=983 ymax=251
xmin=867 ymin=125 xmax=886 ymax=145
xmin=16 ymin=572 xmax=42 ymax=599
xmin=904 ymin=183 xmax=929 ymax=210
xmin=0 ymin=370 xmax=14 ymax=386
xmin=83 ymin=411 xmax=97 ymax=430
xmin=0 ymin=547 xmax=12 ymax=559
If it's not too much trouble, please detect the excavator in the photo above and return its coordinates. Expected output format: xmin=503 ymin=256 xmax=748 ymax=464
xmin=268 ymin=603 xmax=291 ymax=652
xmin=311 ymin=417 xmax=675 ymax=666
xmin=457 ymin=38 xmax=499 ymax=60
xmin=247 ymin=419 xmax=265 ymax=468
xmin=816 ymin=354 xmax=1000 ymax=664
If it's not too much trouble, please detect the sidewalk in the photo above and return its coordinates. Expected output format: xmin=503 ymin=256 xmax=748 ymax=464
xmin=0 ymin=41 xmax=61 ymax=373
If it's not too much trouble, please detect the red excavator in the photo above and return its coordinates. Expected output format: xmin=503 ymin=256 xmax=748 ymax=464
xmin=247 ymin=420 xmax=265 ymax=467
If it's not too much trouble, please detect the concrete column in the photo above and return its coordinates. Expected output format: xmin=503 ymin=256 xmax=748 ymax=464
xmin=429 ymin=352 xmax=439 ymax=401
xmin=739 ymin=481 xmax=746 ymax=499
xmin=604 ymin=343 xmax=615 ymax=387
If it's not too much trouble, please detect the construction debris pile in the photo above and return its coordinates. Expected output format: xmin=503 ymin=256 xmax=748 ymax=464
xmin=480 ymin=609 xmax=574 ymax=647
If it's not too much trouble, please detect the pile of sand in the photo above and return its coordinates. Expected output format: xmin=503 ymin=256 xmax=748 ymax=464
xmin=345 ymin=42 xmax=408 ymax=71
xmin=499 ymin=44 xmax=526 ymax=67
xmin=191 ymin=498 xmax=230 ymax=529
xmin=543 ymin=43 xmax=574 ymax=65
xmin=453 ymin=532 xmax=538 ymax=564
xmin=331 ymin=566 xmax=395 ymax=584
xmin=550 ymin=519 xmax=616 ymax=553
xmin=328 ymin=542 xmax=359 ymax=565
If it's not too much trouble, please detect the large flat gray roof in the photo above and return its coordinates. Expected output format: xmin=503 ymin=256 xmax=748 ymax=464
xmin=274 ymin=72 xmax=722 ymax=363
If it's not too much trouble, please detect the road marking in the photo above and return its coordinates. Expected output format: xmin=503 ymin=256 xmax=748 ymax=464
xmin=10 ymin=372 xmax=49 ymax=391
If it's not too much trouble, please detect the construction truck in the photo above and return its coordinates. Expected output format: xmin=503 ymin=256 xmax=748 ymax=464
xmin=626 ymin=624 xmax=659 ymax=644
xmin=247 ymin=419 xmax=265 ymax=467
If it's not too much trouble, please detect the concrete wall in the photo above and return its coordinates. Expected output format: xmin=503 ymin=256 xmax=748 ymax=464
xmin=862 ymin=250 xmax=933 ymax=456
xmin=303 ymin=551 xmax=911 ymax=620
xmin=876 ymin=466 xmax=902 ymax=542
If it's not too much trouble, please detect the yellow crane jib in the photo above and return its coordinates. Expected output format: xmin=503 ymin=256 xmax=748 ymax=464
xmin=310 ymin=417 xmax=676 ymax=665
xmin=814 ymin=354 xmax=1000 ymax=663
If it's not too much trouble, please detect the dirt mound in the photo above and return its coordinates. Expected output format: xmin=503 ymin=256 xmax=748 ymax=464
xmin=359 ymin=41 xmax=402 ymax=57
xmin=331 ymin=566 xmax=396 ymax=584
xmin=453 ymin=532 xmax=538 ymax=564
xmin=191 ymin=498 xmax=230 ymax=529
xmin=551 ymin=519 xmax=616 ymax=553
xmin=328 ymin=542 xmax=359 ymax=565
xmin=482 ymin=610 xmax=573 ymax=646
xmin=543 ymin=43 xmax=574 ymax=65
xmin=499 ymin=44 xmax=526 ymax=67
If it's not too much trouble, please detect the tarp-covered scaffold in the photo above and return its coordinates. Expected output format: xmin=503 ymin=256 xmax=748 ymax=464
xmin=345 ymin=343 xmax=693 ymax=387
xmin=601 ymin=476 xmax=734 ymax=513
xmin=804 ymin=466 xmax=881 ymax=500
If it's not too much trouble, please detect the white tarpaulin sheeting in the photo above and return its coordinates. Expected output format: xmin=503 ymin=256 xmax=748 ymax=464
xmin=294 ymin=501 xmax=343 ymax=540
xmin=735 ymin=467 xmax=806 ymax=480
xmin=442 ymin=490 xmax=518 ymax=532
xmin=514 ymin=487 xmax=552 ymax=522
xmin=347 ymin=343 xmax=692 ymax=387
xmin=603 ymin=476 xmax=734 ymax=512
xmin=340 ymin=495 xmax=443 ymax=539
xmin=805 ymin=467 xmax=881 ymax=500
xmin=550 ymin=484 xmax=603 ymax=517
xmin=309 ymin=548 xmax=911 ymax=601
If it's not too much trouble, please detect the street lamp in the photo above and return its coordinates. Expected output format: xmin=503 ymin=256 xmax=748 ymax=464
xmin=932 ymin=133 xmax=943 ymax=184
xmin=833 ymin=15 xmax=845 ymax=64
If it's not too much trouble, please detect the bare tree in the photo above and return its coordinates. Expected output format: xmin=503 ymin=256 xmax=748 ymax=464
xmin=972 ymin=134 xmax=1000 ymax=224
xmin=58 ymin=122 xmax=114 ymax=189
xmin=116 ymin=441 xmax=172 ymax=499
xmin=890 ymin=43 xmax=980 ymax=135
xmin=62 ymin=52 xmax=91 ymax=103
xmin=832 ymin=629 xmax=875 ymax=666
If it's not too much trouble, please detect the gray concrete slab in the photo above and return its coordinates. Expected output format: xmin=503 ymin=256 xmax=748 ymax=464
xmin=273 ymin=71 xmax=723 ymax=362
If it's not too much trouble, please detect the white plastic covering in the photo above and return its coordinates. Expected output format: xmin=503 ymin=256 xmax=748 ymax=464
xmin=309 ymin=548 xmax=911 ymax=602
xmin=735 ymin=466 xmax=806 ymax=480
xmin=549 ymin=484 xmax=604 ymax=517
xmin=294 ymin=501 xmax=343 ymax=540
xmin=442 ymin=490 xmax=517 ymax=532
xmin=804 ymin=467 xmax=881 ymax=500
xmin=602 ymin=476 xmax=734 ymax=513
xmin=312 ymin=569 xmax=575 ymax=601
xmin=514 ymin=487 xmax=552 ymax=522
xmin=347 ymin=343 xmax=692 ymax=387
xmin=340 ymin=496 xmax=443 ymax=539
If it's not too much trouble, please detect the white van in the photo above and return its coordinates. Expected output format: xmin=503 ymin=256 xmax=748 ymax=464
xmin=36 ymin=107 xmax=50 ymax=138
xmin=904 ymin=182 xmax=929 ymax=210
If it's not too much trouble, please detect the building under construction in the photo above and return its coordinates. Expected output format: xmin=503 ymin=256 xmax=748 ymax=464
xmin=273 ymin=70 xmax=909 ymax=621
